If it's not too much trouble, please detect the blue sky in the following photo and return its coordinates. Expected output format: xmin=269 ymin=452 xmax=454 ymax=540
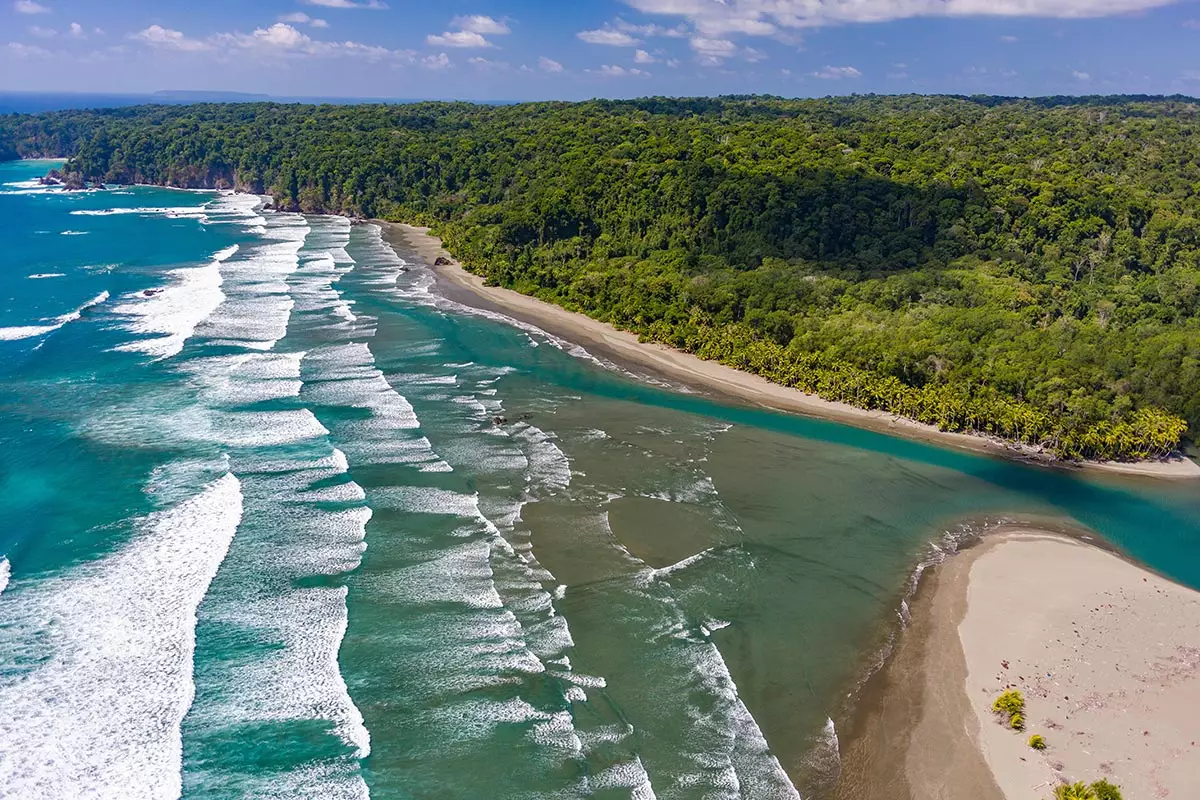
xmin=3 ymin=0 xmax=1200 ymax=100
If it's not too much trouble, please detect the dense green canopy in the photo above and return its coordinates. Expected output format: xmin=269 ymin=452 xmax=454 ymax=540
xmin=4 ymin=94 xmax=1198 ymax=461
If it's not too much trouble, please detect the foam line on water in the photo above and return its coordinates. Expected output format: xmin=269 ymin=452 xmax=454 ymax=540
xmin=0 ymin=290 xmax=110 ymax=342
xmin=0 ymin=473 xmax=243 ymax=800
xmin=111 ymin=246 xmax=233 ymax=358
xmin=71 ymin=206 xmax=209 ymax=218
xmin=196 ymin=218 xmax=307 ymax=350
xmin=185 ymin=456 xmax=372 ymax=795
xmin=0 ymin=556 xmax=9 ymax=596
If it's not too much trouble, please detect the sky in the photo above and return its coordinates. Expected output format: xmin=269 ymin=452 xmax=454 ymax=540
xmin=2 ymin=0 xmax=1200 ymax=101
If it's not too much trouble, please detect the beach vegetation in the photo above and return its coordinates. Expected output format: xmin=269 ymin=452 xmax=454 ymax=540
xmin=1028 ymin=733 xmax=1047 ymax=749
xmin=5 ymin=96 xmax=1200 ymax=461
xmin=1052 ymin=783 xmax=1096 ymax=800
xmin=992 ymin=689 xmax=1025 ymax=717
xmin=1089 ymin=779 xmax=1123 ymax=800
xmin=1009 ymin=712 xmax=1025 ymax=730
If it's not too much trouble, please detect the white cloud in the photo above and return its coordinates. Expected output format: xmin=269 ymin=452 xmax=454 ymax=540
xmin=14 ymin=0 xmax=49 ymax=14
xmin=690 ymin=36 xmax=737 ymax=64
xmin=426 ymin=15 xmax=511 ymax=48
xmin=614 ymin=17 xmax=689 ymax=37
xmin=452 ymin=15 xmax=509 ymax=34
xmin=634 ymin=48 xmax=656 ymax=63
xmin=577 ymin=28 xmax=640 ymax=46
xmin=422 ymin=52 xmax=451 ymax=69
xmin=591 ymin=64 xmax=650 ymax=77
xmin=303 ymin=0 xmax=387 ymax=8
xmin=999 ymin=34 xmax=1018 ymax=41
xmin=538 ymin=55 xmax=564 ymax=72
xmin=742 ymin=46 xmax=767 ymax=62
xmin=467 ymin=55 xmax=508 ymax=70
xmin=131 ymin=24 xmax=209 ymax=52
xmin=426 ymin=30 xmax=491 ymax=47
xmin=130 ymin=22 xmax=413 ymax=62
xmin=68 ymin=21 xmax=84 ymax=37
xmin=1072 ymin=69 xmax=1090 ymax=79
xmin=812 ymin=64 xmax=862 ymax=79
xmin=28 ymin=25 xmax=55 ymax=37
xmin=624 ymin=0 xmax=1186 ymax=36
xmin=244 ymin=22 xmax=307 ymax=47
xmin=279 ymin=12 xmax=329 ymax=27
xmin=5 ymin=41 xmax=51 ymax=57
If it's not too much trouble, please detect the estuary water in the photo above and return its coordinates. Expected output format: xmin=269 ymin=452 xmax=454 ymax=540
xmin=2 ymin=158 xmax=1199 ymax=800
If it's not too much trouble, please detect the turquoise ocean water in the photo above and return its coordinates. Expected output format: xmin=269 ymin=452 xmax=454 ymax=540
xmin=2 ymin=158 xmax=1199 ymax=799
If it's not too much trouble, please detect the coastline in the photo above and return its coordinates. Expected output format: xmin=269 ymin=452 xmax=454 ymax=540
xmin=835 ymin=528 xmax=1200 ymax=800
xmin=376 ymin=220 xmax=1200 ymax=480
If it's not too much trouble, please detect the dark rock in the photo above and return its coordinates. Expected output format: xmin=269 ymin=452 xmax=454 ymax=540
xmin=142 ymin=288 xmax=164 ymax=297
xmin=492 ymin=415 xmax=508 ymax=426
xmin=434 ymin=256 xmax=452 ymax=266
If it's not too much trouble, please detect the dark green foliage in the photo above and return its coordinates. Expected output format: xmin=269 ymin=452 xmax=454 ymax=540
xmin=4 ymin=95 xmax=1200 ymax=460
xmin=1028 ymin=733 xmax=1047 ymax=750
xmin=1089 ymin=779 xmax=1124 ymax=800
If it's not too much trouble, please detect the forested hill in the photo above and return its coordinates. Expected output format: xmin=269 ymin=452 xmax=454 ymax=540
xmin=3 ymin=95 xmax=1199 ymax=462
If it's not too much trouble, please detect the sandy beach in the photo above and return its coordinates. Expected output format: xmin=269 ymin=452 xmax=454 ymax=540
xmin=837 ymin=530 xmax=1200 ymax=800
xmin=377 ymin=221 xmax=1200 ymax=480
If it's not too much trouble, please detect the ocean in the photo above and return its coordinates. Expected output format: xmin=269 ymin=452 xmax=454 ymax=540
xmin=2 ymin=157 xmax=1199 ymax=799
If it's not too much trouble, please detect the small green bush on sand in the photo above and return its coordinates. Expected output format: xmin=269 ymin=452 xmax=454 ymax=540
xmin=1028 ymin=734 xmax=1047 ymax=750
xmin=992 ymin=690 xmax=1025 ymax=717
xmin=1050 ymin=780 xmax=1124 ymax=800
xmin=1053 ymin=783 xmax=1095 ymax=800
xmin=1009 ymin=713 xmax=1025 ymax=730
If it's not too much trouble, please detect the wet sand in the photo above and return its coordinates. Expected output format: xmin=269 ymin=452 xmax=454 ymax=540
xmin=376 ymin=221 xmax=1200 ymax=481
xmin=837 ymin=529 xmax=1200 ymax=800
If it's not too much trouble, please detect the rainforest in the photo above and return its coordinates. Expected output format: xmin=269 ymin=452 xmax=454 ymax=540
xmin=3 ymin=94 xmax=1199 ymax=461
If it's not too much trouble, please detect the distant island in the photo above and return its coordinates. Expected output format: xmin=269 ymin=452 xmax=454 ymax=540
xmin=3 ymin=95 xmax=1199 ymax=464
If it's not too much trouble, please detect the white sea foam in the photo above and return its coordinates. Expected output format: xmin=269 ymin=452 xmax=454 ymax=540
xmin=27 ymin=273 xmax=65 ymax=279
xmin=186 ymin=453 xmax=372 ymax=794
xmin=196 ymin=221 xmax=306 ymax=349
xmin=60 ymin=230 xmax=89 ymax=236
xmin=0 ymin=474 xmax=243 ymax=799
xmin=180 ymin=352 xmax=305 ymax=406
xmin=0 ymin=556 xmax=9 ymax=596
xmin=70 ymin=206 xmax=208 ymax=218
xmin=205 ymin=585 xmax=372 ymax=757
xmin=199 ymin=408 xmax=330 ymax=448
xmin=0 ymin=290 xmax=109 ymax=342
xmin=111 ymin=246 xmax=235 ymax=358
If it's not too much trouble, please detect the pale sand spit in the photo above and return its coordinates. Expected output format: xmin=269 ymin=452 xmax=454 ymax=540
xmin=958 ymin=532 xmax=1200 ymax=799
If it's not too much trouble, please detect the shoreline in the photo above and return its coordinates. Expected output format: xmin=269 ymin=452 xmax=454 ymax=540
xmin=376 ymin=220 xmax=1200 ymax=481
xmin=834 ymin=528 xmax=1200 ymax=800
